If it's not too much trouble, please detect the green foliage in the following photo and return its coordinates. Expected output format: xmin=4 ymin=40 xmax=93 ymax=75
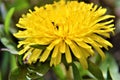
xmin=1 ymin=52 xmax=10 ymax=80
xmin=0 ymin=52 xmax=17 ymax=80
xmin=28 ymin=62 xmax=50 ymax=75
xmin=88 ymin=60 xmax=105 ymax=80
xmin=9 ymin=66 xmax=28 ymax=80
xmin=4 ymin=7 xmax=15 ymax=35
xmin=72 ymin=62 xmax=82 ymax=80
xmin=0 ymin=24 xmax=17 ymax=80
xmin=53 ymin=64 xmax=66 ymax=80
xmin=106 ymin=69 xmax=112 ymax=80
xmin=0 ymin=6 xmax=17 ymax=54
xmin=100 ymin=53 xmax=120 ymax=80
xmin=53 ymin=60 xmax=109 ymax=80
xmin=71 ymin=61 xmax=105 ymax=80
xmin=1 ymin=37 xmax=17 ymax=54
xmin=10 ymin=62 xmax=50 ymax=80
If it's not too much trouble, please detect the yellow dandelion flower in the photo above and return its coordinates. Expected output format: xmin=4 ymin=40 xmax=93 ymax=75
xmin=14 ymin=0 xmax=115 ymax=69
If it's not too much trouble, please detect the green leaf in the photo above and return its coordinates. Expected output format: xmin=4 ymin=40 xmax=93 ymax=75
xmin=9 ymin=61 xmax=50 ymax=80
xmin=4 ymin=7 xmax=15 ymax=35
xmin=27 ymin=68 xmax=44 ymax=80
xmin=100 ymin=53 xmax=120 ymax=80
xmin=10 ymin=55 xmax=18 ymax=70
xmin=9 ymin=64 xmax=45 ymax=80
xmin=9 ymin=66 xmax=28 ymax=80
xmin=27 ymin=62 xmax=50 ymax=80
xmin=28 ymin=62 xmax=50 ymax=75
xmin=72 ymin=62 xmax=82 ymax=80
xmin=53 ymin=64 xmax=66 ymax=80
xmin=106 ymin=69 xmax=112 ymax=80
xmin=107 ymin=54 xmax=120 ymax=80
xmin=17 ymin=55 xmax=24 ymax=65
xmin=1 ymin=52 xmax=11 ymax=79
xmin=88 ymin=60 xmax=105 ymax=80
xmin=0 ymin=25 xmax=17 ymax=54
xmin=10 ymin=60 xmax=50 ymax=80
xmin=1 ymin=37 xmax=18 ymax=54
xmin=73 ymin=62 xmax=91 ymax=79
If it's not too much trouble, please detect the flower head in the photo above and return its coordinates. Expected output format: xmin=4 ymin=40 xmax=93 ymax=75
xmin=14 ymin=0 xmax=115 ymax=68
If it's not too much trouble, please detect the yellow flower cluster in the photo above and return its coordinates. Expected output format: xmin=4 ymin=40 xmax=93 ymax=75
xmin=14 ymin=0 xmax=115 ymax=68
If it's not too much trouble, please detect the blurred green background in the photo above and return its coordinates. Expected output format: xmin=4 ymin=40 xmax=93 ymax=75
xmin=0 ymin=0 xmax=120 ymax=80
